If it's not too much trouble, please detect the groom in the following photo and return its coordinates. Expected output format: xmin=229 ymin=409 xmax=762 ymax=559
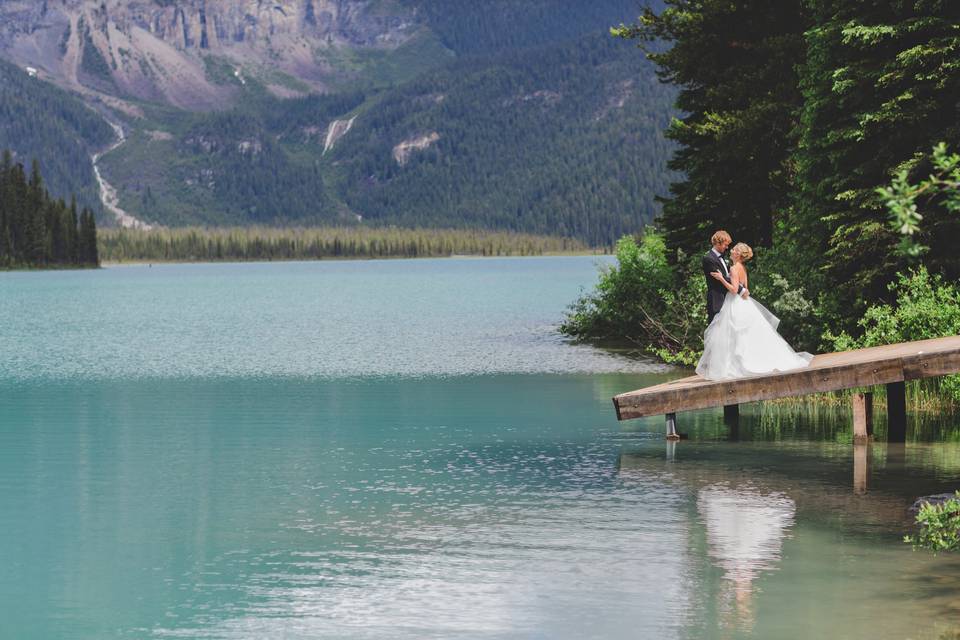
xmin=701 ymin=230 xmax=746 ymax=325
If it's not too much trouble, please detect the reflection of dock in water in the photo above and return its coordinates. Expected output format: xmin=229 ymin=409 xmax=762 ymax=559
xmin=618 ymin=444 xmax=917 ymax=529
xmin=618 ymin=440 xmax=960 ymax=636
xmin=613 ymin=336 xmax=960 ymax=442
xmin=618 ymin=443 xmax=918 ymax=633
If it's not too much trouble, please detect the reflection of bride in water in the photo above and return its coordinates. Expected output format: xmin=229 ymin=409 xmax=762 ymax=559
xmin=697 ymin=485 xmax=796 ymax=632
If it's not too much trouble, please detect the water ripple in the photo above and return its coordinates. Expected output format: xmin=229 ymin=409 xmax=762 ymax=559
xmin=0 ymin=258 xmax=668 ymax=381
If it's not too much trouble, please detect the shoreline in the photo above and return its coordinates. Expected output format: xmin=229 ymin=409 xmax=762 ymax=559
xmin=99 ymin=251 xmax=611 ymax=267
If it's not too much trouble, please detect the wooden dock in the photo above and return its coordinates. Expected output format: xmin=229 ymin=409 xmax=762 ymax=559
xmin=613 ymin=335 xmax=960 ymax=441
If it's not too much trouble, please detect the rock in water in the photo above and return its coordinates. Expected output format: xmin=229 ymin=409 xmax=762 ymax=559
xmin=909 ymin=492 xmax=959 ymax=514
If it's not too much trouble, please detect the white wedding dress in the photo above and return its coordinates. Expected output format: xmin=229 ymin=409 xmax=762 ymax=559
xmin=696 ymin=292 xmax=813 ymax=380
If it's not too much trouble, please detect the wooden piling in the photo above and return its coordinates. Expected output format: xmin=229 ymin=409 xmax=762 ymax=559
xmin=723 ymin=404 xmax=740 ymax=422
xmin=853 ymin=443 xmax=870 ymax=495
xmin=666 ymin=413 xmax=679 ymax=440
xmin=852 ymin=392 xmax=873 ymax=444
xmin=887 ymin=381 xmax=906 ymax=442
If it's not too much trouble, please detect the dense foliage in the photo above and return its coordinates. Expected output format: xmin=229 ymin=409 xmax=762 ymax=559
xmin=613 ymin=0 xmax=806 ymax=255
xmin=332 ymin=33 xmax=676 ymax=245
xmin=0 ymin=151 xmax=100 ymax=268
xmin=570 ymin=0 xmax=960 ymax=356
xmin=880 ymin=143 xmax=960 ymax=257
xmin=403 ymin=0 xmax=653 ymax=55
xmin=101 ymin=92 xmax=367 ymax=226
xmin=560 ymin=232 xmax=705 ymax=365
xmin=98 ymin=226 xmax=588 ymax=263
xmin=787 ymin=0 xmax=960 ymax=331
xmin=0 ymin=58 xmax=113 ymax=216
xmin=825 ymin=267 xmax=960 ymax=400
xmin=905 ymin=492 xmax=960 ymax=553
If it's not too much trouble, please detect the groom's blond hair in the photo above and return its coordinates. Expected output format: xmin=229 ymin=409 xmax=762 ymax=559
xmin=711 ymin=230 xmax=731 ymax=246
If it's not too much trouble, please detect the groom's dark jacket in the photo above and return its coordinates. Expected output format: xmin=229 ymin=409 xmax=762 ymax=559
xmin=702 ymin=249 xmax=731 ymax=324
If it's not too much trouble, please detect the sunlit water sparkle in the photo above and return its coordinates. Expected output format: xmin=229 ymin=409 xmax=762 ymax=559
xmin=1 ymin=258 xmax=959 ymax=639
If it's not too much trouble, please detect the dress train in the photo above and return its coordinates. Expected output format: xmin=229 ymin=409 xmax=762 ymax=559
xmin=695 ymin=292 xmax=812 ymax=380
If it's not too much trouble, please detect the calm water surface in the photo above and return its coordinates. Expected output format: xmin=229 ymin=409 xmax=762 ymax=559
xmin=1 ymin=258 xmax=959 ymax=639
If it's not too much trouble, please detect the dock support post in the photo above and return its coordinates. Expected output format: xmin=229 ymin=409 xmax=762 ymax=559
xmin=886 ymin=381 xmax=906 ymax=442
xmin=723 ymin=404 xmax=740 ymax=422
xmin=853 ymin=443 xmax=870 ymax=495
xmin=666 ymin=413 xmax=679 ymax=440
xmin=852 ymin=392 xmax=873 ymax=444
xmin=723 ymin=404 xmax=740 ymax=440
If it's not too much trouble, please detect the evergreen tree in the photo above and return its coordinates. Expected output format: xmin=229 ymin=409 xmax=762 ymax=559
xmin=612 ymin=0 xmax=808 ymax=261
xmin=0 ymin=149 xmax=10 ymax=263
xmin=79 ymin=208 xmax=99 ymax=266
xmin=0 ymin=150 xmax=98 ymax=269
xmin=8 ymin=161 xmax=27 ymax=263
xmin=66 ymin=195 xmax=79 ymax=264
xmin=787 ymin=0 xmax=960 ymax=330
xmin=25 ymin=159 xmax=47 ymax=265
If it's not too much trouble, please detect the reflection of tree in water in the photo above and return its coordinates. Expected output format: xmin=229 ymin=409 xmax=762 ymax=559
xmin=697 ymin=485 xmax=795 ymax=633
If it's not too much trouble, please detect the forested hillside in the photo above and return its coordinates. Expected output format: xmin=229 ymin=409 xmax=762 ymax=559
xmin=331 ymin=33 xmax=675 ymax=244
xmin=96 ymin=28 xmax=674 ymax=243
xmin=402 ymin=0 xmax=644 ymax=55
xmin=565 ymin=0 xmax=960 ymax=364
xmin=0 ymin=1 xmax=674 ymax=244
xmin=0 ymin=59 xmax=113 ymax=215
xmin=99 ymin=91 xmax=368 ymax=226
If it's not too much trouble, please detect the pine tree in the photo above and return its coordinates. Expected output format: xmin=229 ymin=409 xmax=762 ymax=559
xmin=612 ymin=0 xmax=808 ymax=261
xmin=786 ymin=0 xmax=960 ymax=330
xmin=0 ymin=150 xmax=11 ymax=264
xmin=66 ymin=195 xmax=79 ymax=264
xmin=0 ymin=151 xmax=97 ymax=269
xmin=25 ymin=159 xmax=47 ymax=265
xmin=79 ymin=208 xmax=99 ymax=266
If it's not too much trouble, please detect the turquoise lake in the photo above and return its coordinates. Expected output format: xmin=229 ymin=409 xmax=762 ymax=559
xmin=1 ymin=257 xmax=959 ymax=639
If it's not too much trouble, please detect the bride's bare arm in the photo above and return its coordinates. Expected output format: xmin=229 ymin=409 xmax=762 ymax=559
xmin=710 ymin=265 xmax=750 ymax=297
xmin=709 ymin=269 xmax=741 ymax=293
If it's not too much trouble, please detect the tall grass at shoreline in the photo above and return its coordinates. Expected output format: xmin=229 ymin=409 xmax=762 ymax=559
xmin=765 ymin=380 xmax=959 ymax=414
xmin=98 ymin=226 xmax=600 ymax=263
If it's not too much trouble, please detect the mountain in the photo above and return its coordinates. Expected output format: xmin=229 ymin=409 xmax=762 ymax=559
xmin=328 ymin=34 xmax=676 ymax=244
xmin=0 ymin=0 xmax=419 ymax=109
xmin=0 ymin=57 xmax=113 ymax=215
xmin=0 ymin=1 xmax=674 ymax=244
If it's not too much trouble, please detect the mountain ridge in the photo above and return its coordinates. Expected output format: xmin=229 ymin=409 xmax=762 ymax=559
xmin=0 ymin=1 xmax=675 ymax=244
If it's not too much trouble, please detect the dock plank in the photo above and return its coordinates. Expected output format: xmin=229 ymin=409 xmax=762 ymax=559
xmin=613 ymin=335 xmax=960 ymax=420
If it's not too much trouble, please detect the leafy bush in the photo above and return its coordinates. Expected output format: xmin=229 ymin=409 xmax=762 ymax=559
xmin=825 ymin=266 xmax=960 ymax=400
xmin=747 ymin=248 xmax=819 ymax=351
xmin=880 ymin=143 xmax=960 ymax=257
xmin=560 ymin=231 xmax=706 ymax=364
xmin=905 ymin=492 xmax=960 ymax=554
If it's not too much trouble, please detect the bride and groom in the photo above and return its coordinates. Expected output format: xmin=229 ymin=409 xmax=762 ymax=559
xmin=696 ymin=230 xmax=812 ymax=380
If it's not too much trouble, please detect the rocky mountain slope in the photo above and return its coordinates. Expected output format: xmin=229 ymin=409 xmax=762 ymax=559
xmin=0 ymin=1 xmax=675 ymax=244
xmin=0 ymin=0 xmax=419 ymax=109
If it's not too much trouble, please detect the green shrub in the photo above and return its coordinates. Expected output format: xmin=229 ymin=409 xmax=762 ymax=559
xmin=560 ymin=231 xmax=706 ymax=362
xmin=880 ymin=143 xmax=960 ymax=258
xmin=747 ymin=248 xmax=819 ymax=351
xmin=905 ymin=492 xmax=960 ymax=554
xmin=825 ymin=266 xmax=960 ymax=400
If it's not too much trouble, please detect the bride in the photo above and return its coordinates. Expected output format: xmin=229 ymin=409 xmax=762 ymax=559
xmin=696 ymin=242 xmax=813 ymax=380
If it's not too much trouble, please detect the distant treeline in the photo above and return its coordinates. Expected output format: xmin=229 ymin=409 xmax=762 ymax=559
xmin=98 ymin=226 xmax=594 ymax=263
xmin=1 ymin=151 xmax=99 ymax=269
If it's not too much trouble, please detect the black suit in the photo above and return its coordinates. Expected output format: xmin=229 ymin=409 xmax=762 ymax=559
xmin=702 ymin=249 xmax=731 ymax=325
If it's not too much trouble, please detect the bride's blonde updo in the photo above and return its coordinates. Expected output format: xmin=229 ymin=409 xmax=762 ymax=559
xmin=732 ymin=242 xmax=753 ymax=261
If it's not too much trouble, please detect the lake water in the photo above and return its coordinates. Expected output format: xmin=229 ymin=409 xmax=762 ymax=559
xmin=1 ymin=257 xmax=959 ymax=639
